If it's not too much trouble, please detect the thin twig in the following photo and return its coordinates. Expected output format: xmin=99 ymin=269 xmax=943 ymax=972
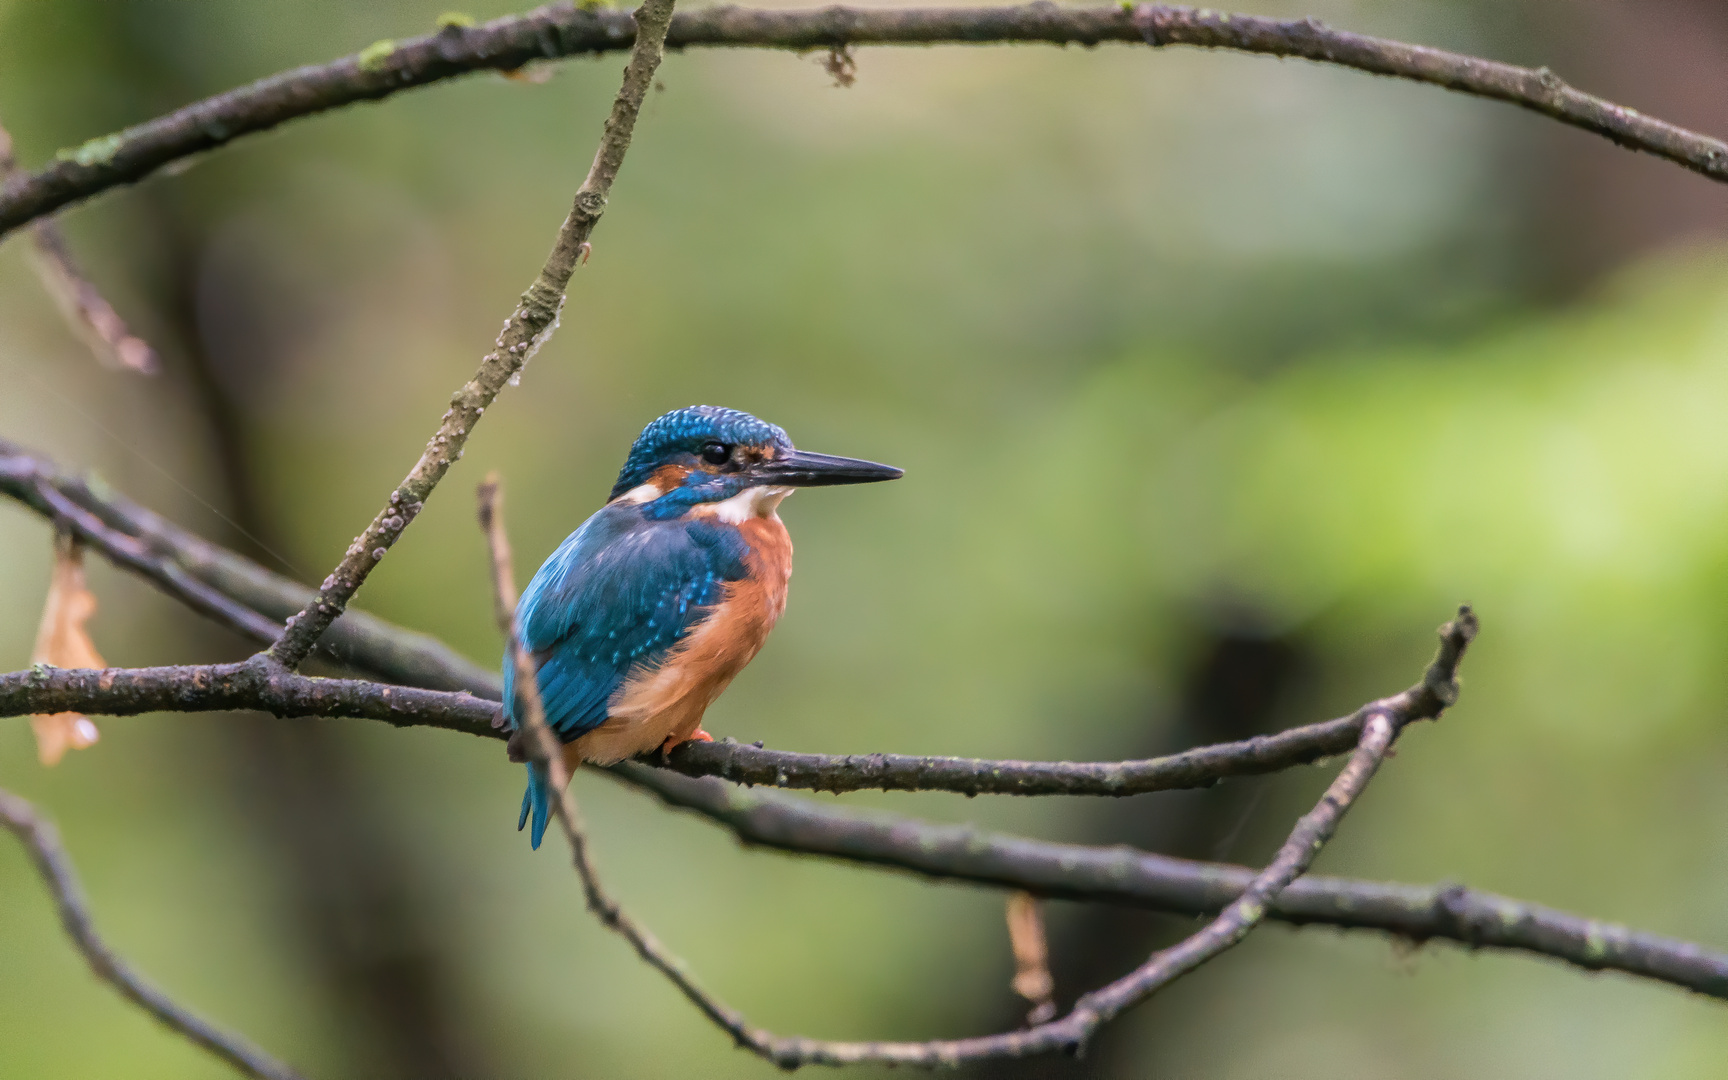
xmin=261 ymin=0 xmax=680 ymax=671
xmin=0 ymin=787 xmax=305 ymax=1080
xmin=643 ymin=697 xmax=1398 ymax=1066
xmin=0 ymin=452 xmax=284 ymax=644
xmin=4 ymin=2 xmax=1728 ymax=240
xmin=0 ymin=118 xmax=157 ymax=373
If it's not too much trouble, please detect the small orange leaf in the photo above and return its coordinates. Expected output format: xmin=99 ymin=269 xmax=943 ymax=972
xmin=29 ymin=533 xmax=105 ymax=765
xmin=498 ymin=64 xmax=552 ymax=84
xmin=1006 ymin=891 xmax=1056 ymax=1025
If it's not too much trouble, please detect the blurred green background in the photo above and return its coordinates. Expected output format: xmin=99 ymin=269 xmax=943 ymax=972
xmin=4 ymin=0 xmax=1728 ymax=1076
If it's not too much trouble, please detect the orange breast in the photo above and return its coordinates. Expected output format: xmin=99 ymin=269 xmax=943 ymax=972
xmin=571 ymin=516 xmax=793 ymax=764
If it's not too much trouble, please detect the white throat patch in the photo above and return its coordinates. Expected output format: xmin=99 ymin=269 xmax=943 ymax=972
xmin=710 ymin=485 xmax=794 ymax=524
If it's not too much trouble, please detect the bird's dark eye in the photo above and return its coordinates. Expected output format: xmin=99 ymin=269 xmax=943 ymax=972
xmin=700 ymin=442 xmax=731 ymax=466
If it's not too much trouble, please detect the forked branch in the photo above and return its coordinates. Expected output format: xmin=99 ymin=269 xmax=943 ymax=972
xmin=261 ymin=0 xmax=680 ymax=671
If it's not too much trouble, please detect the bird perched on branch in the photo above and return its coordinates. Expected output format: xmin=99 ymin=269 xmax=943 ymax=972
xmin=503 ymin=405 xmax=902 ymax=848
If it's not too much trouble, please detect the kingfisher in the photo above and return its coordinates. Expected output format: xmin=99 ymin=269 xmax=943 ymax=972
xmin=503 ymin=405 xmax=902 ymax=847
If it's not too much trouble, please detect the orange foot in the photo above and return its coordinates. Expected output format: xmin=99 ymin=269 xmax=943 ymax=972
xmin=660 ymin=728 xmax=714 ymax=758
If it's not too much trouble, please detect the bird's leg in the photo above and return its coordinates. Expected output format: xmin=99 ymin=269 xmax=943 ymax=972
xmin=659 ymin=728 xmax=713 ymax=758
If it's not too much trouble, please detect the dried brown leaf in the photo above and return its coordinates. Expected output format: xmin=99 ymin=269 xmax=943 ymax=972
xmin=1006 ymin=891 xmax=1057 ymax=1025
xmin=29 ymin=534 xmax=105 ymax=765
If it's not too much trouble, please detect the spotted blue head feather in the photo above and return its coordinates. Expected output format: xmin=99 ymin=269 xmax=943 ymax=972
xmin=610 ymin=405 xmax=793 ymax=500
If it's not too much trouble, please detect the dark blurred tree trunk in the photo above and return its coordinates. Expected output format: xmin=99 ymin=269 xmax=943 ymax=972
xmin=970 ymin=608 xmax=1310 ymax=1079
xmin=143 ymin=201 xmax=489 ymax=1079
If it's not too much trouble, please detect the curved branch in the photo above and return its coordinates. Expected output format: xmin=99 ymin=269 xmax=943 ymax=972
xmin=0 ymin=788 xmax=306 ymax=1080
xmin=617 ymin=765 xmax=1728 ymax=1001
xmin=4 ymin=2 xmax=1727 ymax=240
xmin=0 ymin=604 xmax=1457 ymax=798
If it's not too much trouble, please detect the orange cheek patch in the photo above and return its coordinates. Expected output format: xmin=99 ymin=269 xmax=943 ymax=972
xmin=650 ymin=463 xmax=692 ymax=489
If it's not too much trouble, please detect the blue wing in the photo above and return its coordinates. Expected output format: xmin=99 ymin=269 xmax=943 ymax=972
xmin=503 ymin=502 xmax=749 ymax=847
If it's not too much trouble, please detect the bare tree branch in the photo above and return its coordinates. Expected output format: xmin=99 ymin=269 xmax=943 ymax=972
xmin=261 ymin=0 xmax=677 ymax=671
xmin=665 ymin=710 xmax=1365 ymax=796
xmin=0 ymin=660 xmax=499 ymax=735
xmin=5 ymin=652 xmax=1715 ymax=1008
xmin=0 ymin=118 xmax=157 ymax=373
xmin=4 ymin=2 xmax=1728 ymax=240
xmin=0 ymin=787 xmax=305 ymax=1080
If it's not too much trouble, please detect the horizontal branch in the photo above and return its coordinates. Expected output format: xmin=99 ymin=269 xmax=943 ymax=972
xmin=1 ymin=787 xmax=306 ymax=1080
xmin=618 ymin=765 xmax=1728 ymax=1001
xmin=0 ymin=659 xmax=499 ymax=736
xmin=664 ymin=720 xmax=1362 ymax=795
xmin=662 ymin=600 xmax=1471 ymax=795
xmin=4 ymin=3 xmax=1727 ymax=239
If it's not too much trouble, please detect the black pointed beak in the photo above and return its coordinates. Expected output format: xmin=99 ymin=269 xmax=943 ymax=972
xmin=752 ymin=449 xmax=903 ymax=487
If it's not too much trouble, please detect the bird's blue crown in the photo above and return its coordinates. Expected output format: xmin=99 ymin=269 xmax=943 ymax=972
xmin=610 ymin=406 xmax=792 ymax=499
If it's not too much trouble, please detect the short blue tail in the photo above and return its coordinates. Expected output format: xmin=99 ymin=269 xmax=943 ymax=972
xmin=517 ymin=763 xmax=553 ymax=850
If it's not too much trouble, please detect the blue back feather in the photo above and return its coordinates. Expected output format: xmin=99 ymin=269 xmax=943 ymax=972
xmin=505 ymin=501 xmax=752 ymax=848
